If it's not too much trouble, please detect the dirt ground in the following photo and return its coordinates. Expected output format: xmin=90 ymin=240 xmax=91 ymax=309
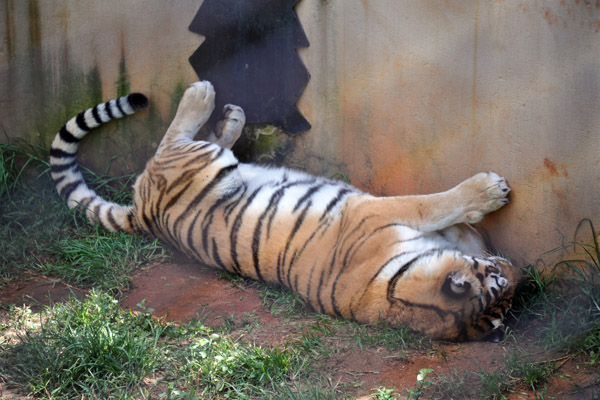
xmin=1 ymin=261 xmax=599 ymax=399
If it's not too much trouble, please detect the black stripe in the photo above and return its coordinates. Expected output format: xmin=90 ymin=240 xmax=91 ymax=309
xmin=186 ymin=210 xmax=208 ymax=264
xmin=50 ymin=147 xmax=75 ymax=159
xmin=331 ymin=234 xmax=371 ymax=317
xmin=343 ymin=224 xmax=420 ymax=279
xmin=393 ymin=296 xmax=451 ymax=320
xmin=320 ymin=188 xmax=352 ymax=221
xmin=285 ymin=220 xmax=331 ymax=297
xmin=224 ymin=191 xmax=245 ymax=224
xmin=153 ymin=152 xmax=206 ymax=168
xmin=315 ymin=268 xmax=327 ymax=313
xmin=162 ymin=212 xmax=183 ymax=249
xmin=386 ymin=250 xmax=441 ymax=301
xmin=50 ymin=160 xmax=78 ymax=174
xmin=142 ymin=213 xmax=158 ymax=238
xmin=479 ymin=318 xmax=495 ymax=330
xmin=212 ymin=238 xmax=228 ymax=270
xmin=91 ymin=105 xmax=103 ymax=125
xmin=266 ymin=180 xmax=314 ymax=238
xmin=170 ymin=166 xmax=236 ymax=246
xmin=457 ymin=322 xmax=470 ymax=340
xmin=181 ymin=143 xmax=216 ymax=168
xmin=350 ymin=250 xmax=422 ymax=314
xmin=174 ymin=165 xmax=238 ymax=229
xmin=293 ymin=184 xmax=321 ymax=213
xmin=107 ymin=207 xmax=121 ymax=231
xmin=104 ymin=101 xmax=114 ymax=119
xmin=59 ymin=179 xmax=85 ymax=199
xmin=325 ymin=216 xmax=373 ymax=286
xmin=127 ymin=213 xmax=135 ymax=232
xmin=75 ymin=112 xmax=90 ymax=132
xmin=52 ymin=174 xmax=66 ymax=186
xmin=293 ymin=273 xmax=300 ymax=293
xmin=490 ymin=287 xmax=499 ymax=298
xmin=230 ymin=187 xmax=262 ymax=274
xmin=116 ymin=97 xmax=126 ymax=116
xmin=279 ymin=201 xmax=311 ymax=287
xmin=201 ymin=186 xmax=243 ymax=257
xmin=212 ymin=147 xmax=225 ymax=161
xmin=305 ymin=262 xmax=317 ymax=307
xmin=163 ymin=181 xmax=193 ymax=212
xmin=80 ymin=196 xmax=94 ymax=209
xmin=92 ymin=203 xmax=102 ymax=223
xmin=165 ymin=164 xmax=213 ymax=194
xmin=59 ymin=126 xmax=80 ymax=143
xmin=252 ymin=187 xmax=288 ymax=279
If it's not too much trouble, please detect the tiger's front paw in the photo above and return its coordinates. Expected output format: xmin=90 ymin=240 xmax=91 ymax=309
xmin=459 ymin=172 xmax=511 ymax=224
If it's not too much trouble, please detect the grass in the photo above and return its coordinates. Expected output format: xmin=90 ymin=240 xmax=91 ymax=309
xmin=0 ymin=141 xmax=166 ymax=291
xmin=42 ymin=230 xmax=164 ymax=291
xmin=1 ymin=290 xmax=164 ymax=398
xmin=512 ymin=219 xmax=600 ymax=357
xmin=0 ymin=290 xmax=316 ymax=400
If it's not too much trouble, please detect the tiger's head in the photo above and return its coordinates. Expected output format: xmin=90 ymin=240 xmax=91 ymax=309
xmin=387 ymin=252 xmax=523 ymax=341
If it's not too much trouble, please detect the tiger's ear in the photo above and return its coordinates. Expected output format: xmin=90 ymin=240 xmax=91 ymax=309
xmin=442 ymin=272 xmax=472 ymax=299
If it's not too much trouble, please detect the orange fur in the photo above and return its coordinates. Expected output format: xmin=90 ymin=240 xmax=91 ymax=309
xmin=51 ymin=81 xmax=522 ymax=341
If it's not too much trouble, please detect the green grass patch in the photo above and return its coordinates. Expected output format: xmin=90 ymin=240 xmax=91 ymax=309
xmin=1 ymin=290 xmax=164 ymax=399
xmin=0 ymin=141 xmax=165 ymax=291
xmin=512 ymin=219 xmax=600 ymax=360
xmin=0 ymin=291 xmax=325 ymax=400
xmin=253 ymin=280 xmax=312 ymax=318
xmin=42 ymin=230 xmax=164 ymax=290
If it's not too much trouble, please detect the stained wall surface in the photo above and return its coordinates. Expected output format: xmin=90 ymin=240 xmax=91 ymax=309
xmin=1 ymin=0 xmax=599 ymax=265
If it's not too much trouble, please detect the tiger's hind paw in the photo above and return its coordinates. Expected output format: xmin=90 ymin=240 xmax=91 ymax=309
xmin=172 ymin=81 xmax=216 ymax=136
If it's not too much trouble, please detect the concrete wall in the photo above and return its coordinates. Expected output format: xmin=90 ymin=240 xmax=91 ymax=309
xmin=1 ymin=0 xmax=200 ymax=173
xmin=1 ymin=0 xmax=599 ymax=265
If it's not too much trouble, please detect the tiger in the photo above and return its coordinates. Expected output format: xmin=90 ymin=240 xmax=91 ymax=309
xmin=49 ymin=81 xmax=523 ymax=341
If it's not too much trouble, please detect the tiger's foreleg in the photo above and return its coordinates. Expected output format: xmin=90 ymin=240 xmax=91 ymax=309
xmin=347 ymin=172 xmax=510 ymax=232
xmin=157 ymin=81 xmax=216 ymax=151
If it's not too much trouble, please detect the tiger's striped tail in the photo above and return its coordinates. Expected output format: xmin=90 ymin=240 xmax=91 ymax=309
xmin=49 ymin=93 xmax=148 ymax=233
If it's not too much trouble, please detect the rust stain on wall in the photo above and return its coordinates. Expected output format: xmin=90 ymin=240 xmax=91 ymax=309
xmin=543 ymin=157 xmax=569 ymax=178
xmin=543 ymin=8 xmax=559 ymax=25
xmin=544 ymin=157 xmax=559 ymax=176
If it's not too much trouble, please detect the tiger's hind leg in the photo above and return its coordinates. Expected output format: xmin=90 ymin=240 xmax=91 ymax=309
xmin=205 ymin=104 xmax=246 ymax=149
xmin=158 ymin=81 xmax=216 ymax=151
